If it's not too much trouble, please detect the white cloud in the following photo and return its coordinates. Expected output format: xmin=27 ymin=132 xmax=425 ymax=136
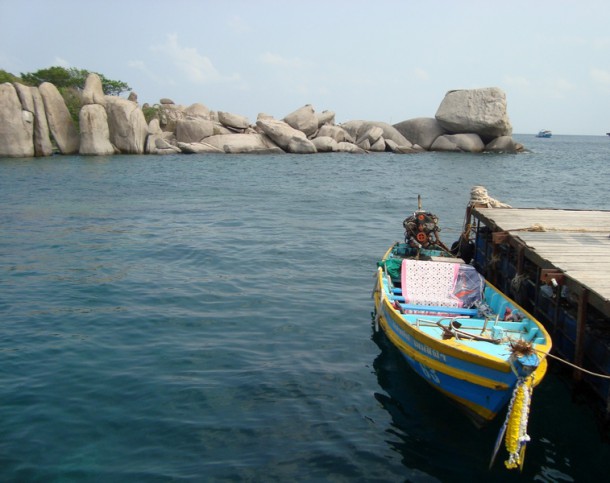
xmin=507 ymin=74 xmax=575 ymax=99
xmin=544 ymin=77 xmax=575 ymax=99
xmin=504 ymin=75 xmax=530 ymax=88
xmin=228 ymin=16 xmax=250 ymax=34
xmin=592 ymin=37 xmax=610 ymax=50
xmin=152 ymin=34 xmax=239 ymax=84
xmin=128 ymin=60 xmax=146 ymax=70
xmin=54 ymin=57 xmax=70 ymax=68
xmin=413 ymin=67 xmax=429 ymax=81
xmin=127 ymin=59 xmax=164 ymax=85
xmin=590 ymin=67 xmax=610 ymax=85
xmin=557 ymin=35 xmax=588 ymax=47
xmin=259 ymin=52 xmax=312 ymax=69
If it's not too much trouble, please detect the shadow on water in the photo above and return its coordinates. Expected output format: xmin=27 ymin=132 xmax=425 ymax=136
xmin=368 ymin=316 xmax=609 ymax=482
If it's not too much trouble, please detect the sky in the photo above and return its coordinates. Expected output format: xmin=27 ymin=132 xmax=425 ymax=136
xmin=1 ymin=0 xmax=609 ymax=135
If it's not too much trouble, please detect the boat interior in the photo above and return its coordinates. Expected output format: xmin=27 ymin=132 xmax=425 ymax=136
xmin=381 ymin=244 xmax=549 ymax=352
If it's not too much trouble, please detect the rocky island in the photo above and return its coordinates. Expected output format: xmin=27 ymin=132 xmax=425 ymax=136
xmin=0 ymin=73 xmax=524 ymax=157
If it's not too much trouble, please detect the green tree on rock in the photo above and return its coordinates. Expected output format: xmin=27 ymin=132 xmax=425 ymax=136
xmin=20 ymin=66 xmax=131 ymax=96
xmin=14 ymin=66 xmax=132 ymax=125
xmin=0 ymin=69 xmax=22 ymax=84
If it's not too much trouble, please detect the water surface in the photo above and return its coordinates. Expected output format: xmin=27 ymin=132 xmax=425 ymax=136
xmin=1 ymin=135 xmax=609 ymax=481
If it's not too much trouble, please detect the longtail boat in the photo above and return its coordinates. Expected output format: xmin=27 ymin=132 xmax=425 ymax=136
xmin=372 ymin=196 xmax=552 ymax=470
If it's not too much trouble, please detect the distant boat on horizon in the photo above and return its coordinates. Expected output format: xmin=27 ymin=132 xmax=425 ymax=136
xmin=536 ymin=130 xmax=552 ymax=138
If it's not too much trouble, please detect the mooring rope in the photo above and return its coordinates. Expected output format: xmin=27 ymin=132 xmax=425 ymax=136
xmin=489 ymin=254 xmax=501 ymax=266
xmin=507 ymin=224 xmax=609 ymax=233
xmin=510 ymin=273 xmax=527 ymax=295
xmin=537 ymin=349 xmax=610 ymax=379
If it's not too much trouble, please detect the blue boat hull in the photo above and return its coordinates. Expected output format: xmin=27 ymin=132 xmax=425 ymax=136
xmin=377 ymin=300 xmax=511 ymax=423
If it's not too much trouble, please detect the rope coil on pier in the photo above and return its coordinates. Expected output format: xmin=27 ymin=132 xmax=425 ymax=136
xmin=469 ymin=186 xmax=512 ymax=208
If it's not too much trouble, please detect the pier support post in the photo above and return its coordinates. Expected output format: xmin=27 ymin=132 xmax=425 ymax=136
xmin=574 ymin=289 xmax=589 ymax=382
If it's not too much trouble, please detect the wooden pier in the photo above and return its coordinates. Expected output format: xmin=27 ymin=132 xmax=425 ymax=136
xmin=468 ymin=206 xmax=610 ymax=418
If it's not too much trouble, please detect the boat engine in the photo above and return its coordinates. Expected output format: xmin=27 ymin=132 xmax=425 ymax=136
xmin=403 ymin=210 xmax=443 ymax=249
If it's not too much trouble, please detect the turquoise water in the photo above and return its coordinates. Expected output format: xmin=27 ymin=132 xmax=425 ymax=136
xmin=1 ymin=135 xmax=609 ymax=481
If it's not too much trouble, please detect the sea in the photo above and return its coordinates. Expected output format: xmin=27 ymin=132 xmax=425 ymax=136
xmin=1 ymin=134 xmax=609 ymax=482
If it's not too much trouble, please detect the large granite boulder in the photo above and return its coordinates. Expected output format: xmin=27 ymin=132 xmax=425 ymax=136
xmin=385 ymin=139 xmax=422 ymax=154
xmin=14 ymin=82 xmax=34 ymax=112
xmin=202 ymin=133 xmax=282 ymax=153
xmin=79 ymin=104 xmax=115 ymax=155
xmin=371 ymin=121 xmax=413 ymax=146
xmin=148 ymin=118 xmax=163 ymax=136
xmin=358 ymin=138 xmax=371 ymax=151
xmin=356 ymin=125 xmax=384 ymax=147
xmin=176 ymin=118 xmax=215 ymax=143
xmin=145 ymin=118 xmax=163 ymax=154
xmin=369 ymin=137 xmax=386 ymax=152
xmin=256 ymin=118 xmax=316 ymax=153
xmin=146 ymin=119 xmax=179 ymax=153
xmin=430 ymin=133 xmax=485 ymax=152
xmin=153 ymin=137 xmax=181 ymax=154
xmin=158 ymin=103 xmax=186 ymax=132
xmin=39 ymin=82 xmax=79 ymax=154
xmin=287 ymin=137 xmax=317 ymax=154
xmin=184 ymin=103 xmax=211 ymax=119
xmin=30 ymin=87 xmax=53 ymax=157
xmin=81 ymin=73 xmax=106 ymax=106
xmin=14 ymin=83 xmax=53 ymax=157
xmin=393 ymin=117 xmax=445 ymax=150
xmin=316 ymin=110 xmax=335 ymax=127
xmin=335 ymin=141 xmax=366 ymax=153
xmin=218 ymin=111 xmax=250 ymax=131
xmin=316 ymin=124 xmax=354 ymax=143
xmin=312 ymin=136 xmax=338 ymax=152
xmin=177 ymin=141 xmax=224 ymax=154
xmin=257 ymin=112 xmax=274 ymax=121
xmin=283 ymin=105 xmax=318 ymax=138
xmin=0 ymin=83 xmax=34 ymax=157
xmin=435 ymin=87 xmax=512 ymax=141
xmin=340 ymin=120 xmax=367 ymax=142
xmin=105 ymin=96 xmax=148 ymax=154
xmin=485 ymin=135 xmax=525 ymax=153
xmin=341 ymin=120 xmax=412 ymax=147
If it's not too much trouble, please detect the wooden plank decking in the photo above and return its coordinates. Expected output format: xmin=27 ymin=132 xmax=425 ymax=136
xmin=472 ymin=206 xmax=610 ymax=417
xmin=473 ymin=207 xmax=610 ymax=315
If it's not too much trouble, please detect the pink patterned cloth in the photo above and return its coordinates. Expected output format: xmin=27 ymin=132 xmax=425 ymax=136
xmin=401 ymin=259 xmax=462 ymax=308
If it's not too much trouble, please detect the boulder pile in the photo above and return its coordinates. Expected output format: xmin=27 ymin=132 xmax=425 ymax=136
xmin=0 ymin=75 xmax=524 ymax=158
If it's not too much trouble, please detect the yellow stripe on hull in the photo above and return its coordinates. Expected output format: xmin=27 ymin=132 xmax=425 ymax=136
xmin=436 ymin=357 xmax=547 ymax=422
xmin=377 ymin=308 xmax=509 ymax=391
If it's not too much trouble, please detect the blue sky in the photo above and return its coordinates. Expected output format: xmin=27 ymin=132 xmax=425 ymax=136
xmin=1 ymin=0 xmax=609 ymax=135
